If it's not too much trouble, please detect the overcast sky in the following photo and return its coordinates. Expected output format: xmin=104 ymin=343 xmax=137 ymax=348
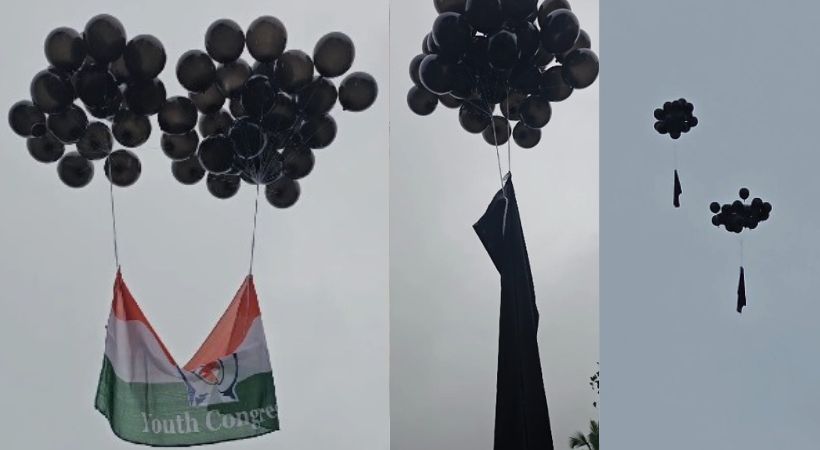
xmin=601 ymin=1 xmax=820 ymax=448
xmin=390 ymin=2 xmax=599 ymax=449
xmin=0 ymin=1 xmax=388 ymax=448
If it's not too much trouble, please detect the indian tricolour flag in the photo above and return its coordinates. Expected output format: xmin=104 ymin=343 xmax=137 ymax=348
xmin=95 ymin=270 xmax=279 ymax=446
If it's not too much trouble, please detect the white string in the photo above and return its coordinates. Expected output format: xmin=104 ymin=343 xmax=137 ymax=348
xmin=248 ymin=185 xmax=260 ymax=275
xmin=108 ymin=173 xmax=120 ymax=269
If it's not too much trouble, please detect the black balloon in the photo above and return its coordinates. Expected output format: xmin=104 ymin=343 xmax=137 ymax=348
xmin=407 ymin=86 xmax=439 ymax=116
xmin=265 ymin=177 xmax=300 ymax=208
xmin=435 ymin=0 xmax=467 ymax=13
xmin=198 ymin=135 xmax=236 ymax=174
xmin=519 ymin=95 xmax=551 ymax=128
xmin=172 ymin=155 xmax=206 ymax=185
xmin=260 ymin=94 xmax=297 ymax=132
xmin=189 ymin=83 xmax=226 ymax=114
xmin=57 ymin=151 xmax=94 ymax=188
xmin=465 ymin=0 xmax=503 ymax=34
xmin=199 ymin=110 xmax=234 ymax=137
xmin=241 ymin=75 xmax=276 ymax=118
xmin=247 ymin=16 xmax=287 ymax=62
xmin=83 ymin=14 xmax=126 ymax=63
xmin=299 ymin=114 xmax=337 ymax=149
xmin=297 ymin=77 xmax=338 ymax=116
xmin=27 ymin=133 xmax=65 ymax=163
xmin=539 ymin=65 xmax=573 ymax=101
xmin=47 ymin=104 xmax=88 ymax=144
xmin=482 ymin=115 xmax=511 ymax=145
xmin=537 ymin=0 xmax=572 ymax=29
xmin=282 ymin=145 xmax=315 ymax=179
xmin=432 ymin=13 xmax=473 ymax=58
xmin=73 ymin=63 xmax=119 ymax=108
xmin=314 ymin=32 xmax=356 ymax=78
xmin=206 ymin=173 xmax=241 ymax=199
xmin=84 ymin=89 xmax=123 ymax=120
xmin=77 ymin=121 xmax=113 ymax=160
xmin=158 ymin=96 xmax=197 ymax=134
xmin=513 ymin=121 xmax=541 ymax=148
xmin=540 ymin=8 xmax=580 ymax=53
xmin=740 ymin=188 xmax=750 ymax=200
xmin=205 ymin=19 xmax=245 ymax=64
xmin=161 ymin=131 xmax=199 ymax=161
xmin=274 ymin=50 xmax=315 ymax=93
xmin=112 ymin=109 xmax=151 ymax=147
xmin=230 ymin=117 xmax=266 ymax=159
xmin=487 ymin=30 xmax=519 ymax=70
xmin=511 ymin=21 xmax=540 ymax=61
xmin=562 ymin=49 xmax=598 ymax=89
xmin=419 ymin=54 xmax=453 ymax=95
xmin=409 ymin=54 xmax=425 ymax=87
xmin=30 ymin=69 xmax=74 ymax=114
xmin=124 ymin=34 xmax=166 ymax=79
xmin=710 ymin=202 xmax=721 ymax=213
xmin=177 ymin=50 xmax=216 ymax=93
xmin=105 ymin=149 xmax=141 ymax=187
xmin=339 ymin=72 xmax=378 ymax=112
xmin=459 ymin=101 xmax=491 ymax=133
xmin=8 ymin=100 xmax=46 ymax=137
xmin=124 ymin=78 xmax=166 ymax=115
xmin=44 ymin=27 xmax=86 ymax=71
xmin=216 ymin=59 xmax=252 ymax=98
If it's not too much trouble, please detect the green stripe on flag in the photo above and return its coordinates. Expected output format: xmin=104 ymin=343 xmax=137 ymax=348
xmin=95 ymin=356 xmax=279 ymax=446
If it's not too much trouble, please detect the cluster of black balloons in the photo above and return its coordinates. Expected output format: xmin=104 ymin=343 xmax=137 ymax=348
xmin=169 ymin=17 xmax=378 ymax=208
xmin=653 ymin=98 xmax=698 ymax=140
xmin=710 ymin=188 xmax=772 ymax=233
xmin=8 ymin=14 xmax=166 ymax=188
xmin=407 ymin=0 xmax=598 ymax=149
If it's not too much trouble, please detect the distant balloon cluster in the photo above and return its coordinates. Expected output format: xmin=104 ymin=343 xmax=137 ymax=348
xmin=653 ymin=98 xmax=698 ymax=140
xmin=172 ymin=17 xmax=378 ymax=208
xmin=407 ymin=0 xmax=598 ymax=149
xmin=8 ymin=14 xmax=165 ymax=188
xmin=710 ymin=188 xmax=772 ymax=233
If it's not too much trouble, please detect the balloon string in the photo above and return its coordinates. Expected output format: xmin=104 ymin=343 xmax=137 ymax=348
xmin=739 ymin=236 xmax=744 ymax=266
xmin=108 ymin=172 xmax=120 ymax=269
xmin=248 ymin=184 xmax=260 ymax=275
xmin=505 ymin=84 xmax=512 ymax=175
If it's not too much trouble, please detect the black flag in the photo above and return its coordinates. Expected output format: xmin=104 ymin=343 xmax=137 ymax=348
xmin=674 ymin=169 xmax=682 ymax=208
xmin=737 ymin=266 xmax=746 ymax=314
xmin=474 ymin=175 xmax=554 ymax=450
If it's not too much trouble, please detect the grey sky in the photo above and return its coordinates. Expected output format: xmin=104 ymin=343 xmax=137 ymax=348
xmin=0 ymin=1 xmax=388 ymax=448
xmin=390 ymin=2 xmax=599 ymax=449
xmin=601 ymin=1 xmax=820 ymax=448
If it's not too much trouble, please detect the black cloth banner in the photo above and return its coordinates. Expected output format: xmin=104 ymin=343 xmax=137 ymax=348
xmin=674 ymin=169 xmax=682 ymax=208
xmin=737 ymin=266 xmax=747 ymax=314
xmin=474 ymin=175 xmax=554 ymax=450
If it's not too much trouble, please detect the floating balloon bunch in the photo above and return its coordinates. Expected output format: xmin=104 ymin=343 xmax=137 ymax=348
xmin=709 ymin=188 xmax=772 ymax=234
xmin=653 ymin=98 xmax=698 ymax=140
xmin=653 ymin=98 xmax=698 ymax=207
xmin=170 ymin=17 xmax=378 ymax=208
xmin=709 ymin=188 xmax=772 ymax=314
xmin=406 ymin=0 xmax=598 ymax=149
xmin=8 ymin=14 xmax=167 ymax=188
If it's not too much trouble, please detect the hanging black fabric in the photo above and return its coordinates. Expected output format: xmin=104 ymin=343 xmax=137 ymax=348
xmin=737 ymin=266 xmax=746 ymax=314
xmin=673 ymin=169 xmax=682 ymax=208
xmin=473 ymin=175 xmax=554 ymax=450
